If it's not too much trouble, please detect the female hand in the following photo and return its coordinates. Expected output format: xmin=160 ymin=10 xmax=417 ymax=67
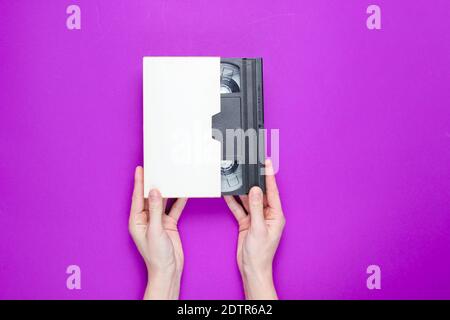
xmin=224 ymin=160 xmax=285 ymax=300
xmin=129 ymin=166 xmax=187 ymax=300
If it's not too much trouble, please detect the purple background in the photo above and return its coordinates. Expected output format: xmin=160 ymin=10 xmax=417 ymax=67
xmin=1 ymin=0 xmax=449 ymax=299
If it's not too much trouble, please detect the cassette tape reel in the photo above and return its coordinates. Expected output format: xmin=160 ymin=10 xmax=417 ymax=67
xmin=220 ymin=63 xmax=241 ymax=93
xmin=220 ymin=160 xmax=243 ymax=192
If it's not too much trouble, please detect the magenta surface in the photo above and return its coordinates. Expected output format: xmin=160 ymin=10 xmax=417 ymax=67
xmin=1 ymin=0 xmax=449 ymax=299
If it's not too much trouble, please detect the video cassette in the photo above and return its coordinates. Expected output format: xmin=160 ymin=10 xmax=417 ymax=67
xmin=143 ymin=57 xmax=265 ymax=198
xmin=213 ymin=58 xmax=266 ymax=195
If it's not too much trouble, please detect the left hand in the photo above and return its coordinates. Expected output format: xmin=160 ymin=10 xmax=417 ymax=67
xmin=129 ymin=166 xmax=187 ymax=300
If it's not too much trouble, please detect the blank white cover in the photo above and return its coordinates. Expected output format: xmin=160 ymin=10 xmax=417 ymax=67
xmin=143 ymin=57 xmax=221 ymax=198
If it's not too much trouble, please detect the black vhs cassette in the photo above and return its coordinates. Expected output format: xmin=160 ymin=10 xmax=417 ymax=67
xmin=213 ymin=58 xmax=266 ymax=195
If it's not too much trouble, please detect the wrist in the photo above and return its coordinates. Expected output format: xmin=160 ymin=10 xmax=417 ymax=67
xmin=241 ymin=266 xmax=278 ymax=300
xmin=144 ymin=267 xmax=182 ymax=300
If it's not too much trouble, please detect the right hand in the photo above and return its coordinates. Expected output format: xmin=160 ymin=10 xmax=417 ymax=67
xmin=224 ymin=159 xmax=285 ymax=300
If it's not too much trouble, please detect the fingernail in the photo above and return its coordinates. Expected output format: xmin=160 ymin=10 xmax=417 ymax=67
xmin=251 ymin=187 xmax=262 ymax=200
xmin=135 ymin=166 xmax=144 ymax=178
xmin=149 ymin=189 xmax=159 ymax=200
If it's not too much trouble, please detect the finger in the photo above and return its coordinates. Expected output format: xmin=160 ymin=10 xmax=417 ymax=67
xmin=148 ymin=189 xmax=164 ymax=229
xmin=144 ymin=197 xmax=149 ymax=211
xmin=239 ymin=195 xmax=249 ymax=212
xmin=224 ymin=196 xmax=247 ymax=221
xmin=265 ymin=159 xmax=283 ymax=213
xmin=135 ymin=211 xmax=148 ymax=225
xmin=263 ymin=195 xmax=268 ymax=208
xmin=248 ymin=186 xmax=265 ymax=231
xmin=163 ymin=198 xmax=168 ymax=212
xmin=168 ymin=198 xmax=188 ymax=222
xmin=162 ymin=215 xmax=179 ymax=232
xmin=238 ymin=217 xmax=250 ymax=232
xmin=130 ymin=166 xmax=144 ymax=216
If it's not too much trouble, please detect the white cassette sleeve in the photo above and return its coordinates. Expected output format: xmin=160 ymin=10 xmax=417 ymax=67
xmin=143 ymin=57 xmax=221 ymax=198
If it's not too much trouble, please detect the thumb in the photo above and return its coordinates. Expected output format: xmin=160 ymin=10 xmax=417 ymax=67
xmin=248 ymin=186 xmax=265 ymax=232
xmin=148 ymin=189 xmax=164 ymax=230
